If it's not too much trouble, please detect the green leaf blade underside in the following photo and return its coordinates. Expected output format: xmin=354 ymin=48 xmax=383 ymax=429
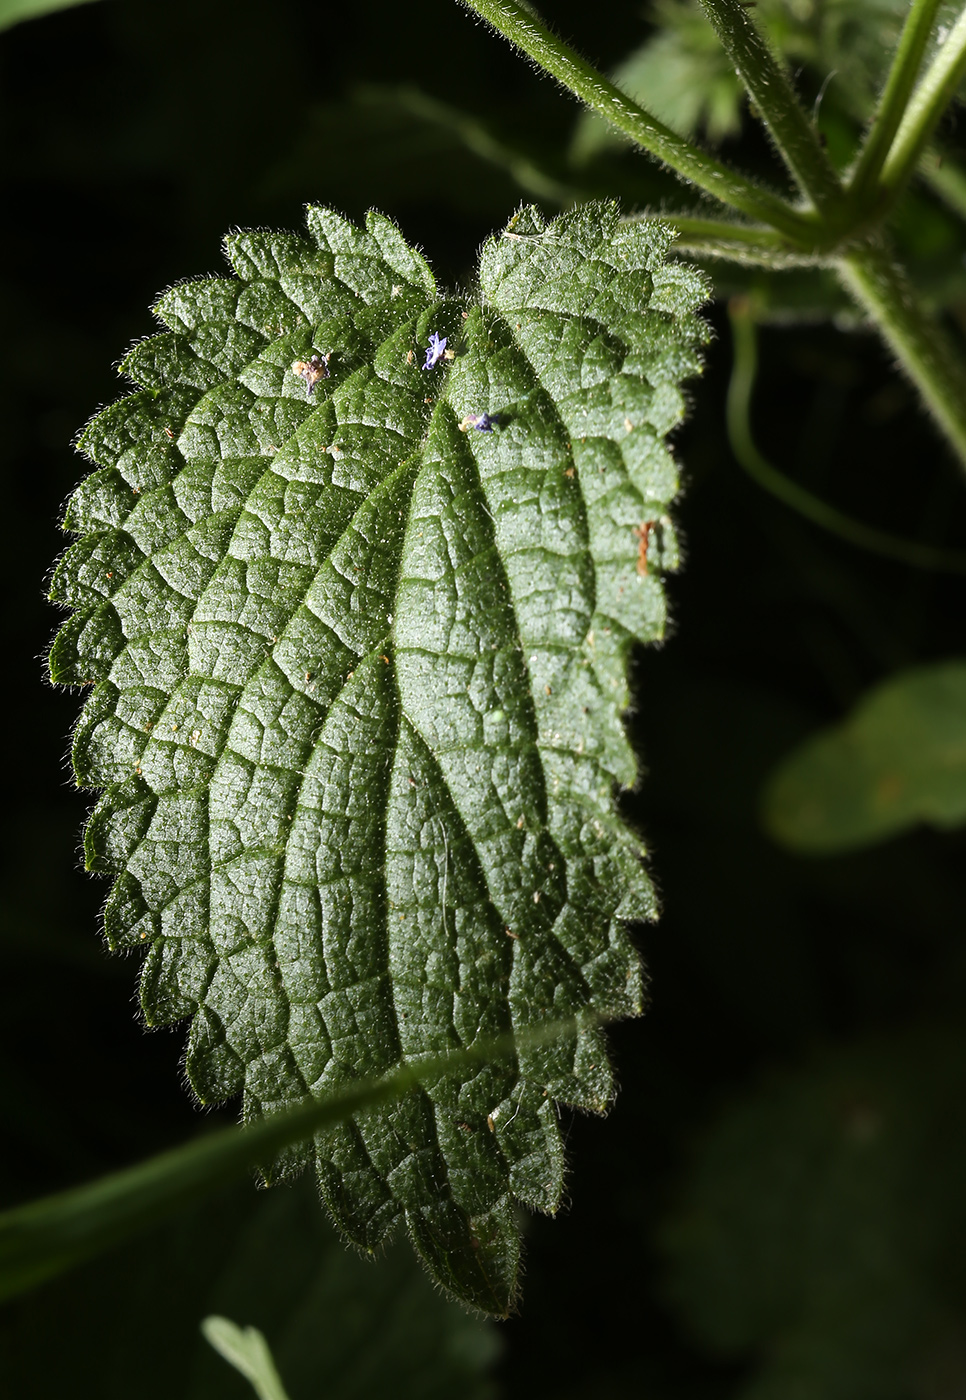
xmin=50 ymin=202 xmax=707 ymax=1314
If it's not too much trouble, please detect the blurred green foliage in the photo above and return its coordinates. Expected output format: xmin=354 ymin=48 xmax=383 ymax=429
xmin=571 ymin=0 xmax=916 ymax=156
xmin=764 ymin=662 xmax=966 ymax=851
xmin=203 ymin=1317 xmax=293 ymax=1400
xmin=0 ymin=0 xmax=98 ymax=34
xmin=1 ymin=1175 xmax=499 ymax=1400
xmin=661 ymin=1030 xmax=966 ymax=1398
xmin=1 ymin=0 xmax=965 ymax=1396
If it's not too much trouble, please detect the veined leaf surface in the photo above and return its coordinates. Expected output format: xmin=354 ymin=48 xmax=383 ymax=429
xmin=50 ymin=201 xmax=707 ymax=1313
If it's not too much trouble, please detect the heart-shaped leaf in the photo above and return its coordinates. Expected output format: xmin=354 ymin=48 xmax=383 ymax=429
xmin=50 ymin=201 xmax=707 ymax=1312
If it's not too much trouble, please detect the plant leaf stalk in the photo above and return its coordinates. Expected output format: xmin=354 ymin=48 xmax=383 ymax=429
xmin=849 ymin=0 xmax=944 ymax=202
xmin=697 ymin=0 xmax=844 ymax=214
xmin=837 ymin=239 xmax=966 ymax=470
xmin=880 ymin=1 xmax=966 ymax=198
xmin=666 ymin=215 xmax=827 ymax=266
xmin=667 ymin=215 xmax=796 ymax=251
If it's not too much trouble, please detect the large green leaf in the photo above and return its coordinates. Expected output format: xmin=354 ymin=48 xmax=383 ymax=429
xmin=49 ymin=201 xmax=707 ymax=1313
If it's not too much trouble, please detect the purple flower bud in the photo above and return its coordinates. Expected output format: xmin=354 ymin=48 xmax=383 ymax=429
xmin=459 ymin=413 xmax=495 ymax=433
xmin=423 ymin=333 xmax=447 ymax=370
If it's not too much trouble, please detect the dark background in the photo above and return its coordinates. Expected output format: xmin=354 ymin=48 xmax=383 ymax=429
xmin=2 ymin=2 xmax=965 ymax=1396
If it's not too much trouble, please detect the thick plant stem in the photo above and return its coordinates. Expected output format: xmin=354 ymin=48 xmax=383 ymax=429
xmin=849 ymin=0 xmax=943 ymax=201
xmin=838 ymin=240 xmax=966 ymax=471
xmin=698 ymin=0 xmax=843 ymax=214
xmin=456 ymin=0 xmax=816 ymax=242
xmin=881 ymin=2 xmax=966 ymax=197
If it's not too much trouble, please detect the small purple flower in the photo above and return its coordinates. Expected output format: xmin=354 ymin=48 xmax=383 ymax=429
xmin=459 ymin=413 xmax=495 ymax=433
xmin=422 ymin=333 xmax=447 ymax=370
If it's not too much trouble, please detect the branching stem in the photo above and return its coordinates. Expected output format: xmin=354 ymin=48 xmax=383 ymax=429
xmin=697 ymin=0 xmax=843 ymax=214
xmin=456 ymin=0 xmax=816 ymax=241
xmin=453 ymin=0 xmax=966 ymax=475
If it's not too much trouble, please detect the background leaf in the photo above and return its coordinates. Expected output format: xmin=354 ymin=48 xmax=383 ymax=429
xmin=49 ymin=200 xmax=708 ymax=1313
xmin=202 ymin=1318 xmax=292 ymax=1400
xmin=762 ymin=661 xmax=966 ymax=853
xmin=0 ymin=1175 xmax=499 ymax=1400
xmin=571 ymin=0 xmax=915 ymax=160
xmin=0 ymin=0 xmax=99 ymax=33
xmin=189 ymin=1179 xmax=499 ymax=1400
xmin=571 ymin=0 xmax=743 ymax=162
xmin=660 ymin=1029 xmax=966 ymax=1399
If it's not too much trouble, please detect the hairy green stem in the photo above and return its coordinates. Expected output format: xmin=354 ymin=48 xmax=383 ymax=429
xmin=455 ymin=0 xmax=816 ymax=241
xmin=697 ymin=0 xmax=843 ymax=214
xmin=665 ymin=214 xmax=824 ymax=265
xmin=667 ymin=215 xmax=791 ymax=249
xmin=880 ymin=2 xmax=966 ymax=197
xmin=0 ymin=1021 xmax=578 ymax=1303
xmin=837 ymin=240 xmax=966 ymax=471
xmin=849 ymin=0 xmax=944 ymax=202
xmin=728 ymin=301 xmax=966 ymax=571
